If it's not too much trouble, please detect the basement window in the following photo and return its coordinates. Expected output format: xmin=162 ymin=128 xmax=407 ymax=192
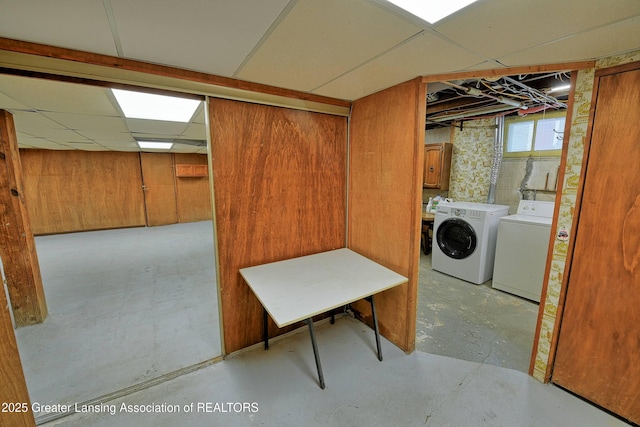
xmin=111 ymin=89 xmax=200 ymax=123
xmin=504 ymin=111 xmax=565 ymax=157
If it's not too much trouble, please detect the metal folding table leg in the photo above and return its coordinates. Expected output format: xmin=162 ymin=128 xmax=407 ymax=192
xmin=305 ymin=318 xmax=325 ymax=389
xmin=263 ymin=308 xmax=269 ymax=350
xmin=365 ymin=295 xmax=383 ymax=361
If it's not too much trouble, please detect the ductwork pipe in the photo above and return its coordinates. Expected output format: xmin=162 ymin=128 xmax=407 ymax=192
xmin=487 ymin=116 xmax=504 ymax=204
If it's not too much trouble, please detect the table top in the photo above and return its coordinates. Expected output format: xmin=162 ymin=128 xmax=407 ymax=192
xmin=239 ymin=248 xmax=408 ymax=328
xmin=422 ymin=212 xmax=435 ymax=221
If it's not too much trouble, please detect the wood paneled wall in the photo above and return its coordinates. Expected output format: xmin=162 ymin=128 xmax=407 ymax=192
xmin=174 ymin=153 xmax=211 ymax=223
xmin=20 ymin=150 xmax=212 ymax=235
xmin=21 ymin=150 xmax=146 ymax=234
xmin=209 ymin=98 xmax=347 ymax=353
xmin=348 ymin=78 xmax=425 ymax=352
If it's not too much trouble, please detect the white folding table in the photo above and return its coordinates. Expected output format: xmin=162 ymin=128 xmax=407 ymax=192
xmin=239 ymin=248 xmax=408 ymax=389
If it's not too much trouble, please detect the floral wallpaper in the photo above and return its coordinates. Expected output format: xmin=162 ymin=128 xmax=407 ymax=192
xmin=531 ymin=49 xmax=640 ymax=382
xmin=448 ymin=118 xmax=495 ymax=203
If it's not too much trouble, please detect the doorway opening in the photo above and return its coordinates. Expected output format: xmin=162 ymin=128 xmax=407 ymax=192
xmin=416 ymin=72 xmax=571 ymax=372
xmin=0 ymin=74 xmax=222 ymax=423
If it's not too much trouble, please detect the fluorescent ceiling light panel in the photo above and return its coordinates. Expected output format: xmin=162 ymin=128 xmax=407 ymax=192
xmin=112 ymin=89 xmax=200 ymax=122
xmin=387 ymin=0 xmax=479 ymax=24
xmin=137 ymin=141 xmax=173 ymax=150
xmin=548 ymin=84 xmax=571 ymax=93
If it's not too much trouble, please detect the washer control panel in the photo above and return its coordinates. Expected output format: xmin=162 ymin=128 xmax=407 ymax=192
xmin=516 ymin=200 xmax=555 ymax=217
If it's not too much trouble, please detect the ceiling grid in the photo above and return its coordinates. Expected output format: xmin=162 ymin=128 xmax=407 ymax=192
xmin=0 ymin=0 xmax=638 ymax=152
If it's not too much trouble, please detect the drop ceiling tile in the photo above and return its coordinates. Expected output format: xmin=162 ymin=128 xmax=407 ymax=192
xmin=180 ymin=123 xmax=206 ymax=139
xmin=100 ymin=140 xmax=138 ymax=148
xmin=91 ymin=139 xmax=137 ymax=148
xmin=314 ymin=31 xmax=486 ymax=100
xmin=191 ymin=108 xmax=206 ymax=124
xmin=15 ymin=133 xmax=45 ymax=148
xmin=16 ymin=136 xmax=69 ymax=150
xmin=126 ymin=119 xmax=188 ymax=135
xmin=498 ymin=16 xmax=640 ymax=66
xmin=41 ymin=112 xmax=128 ymax=132
xmin=170 ymin=144 xmax=200 ymax=154
xmin=0 ymin=76 xmax=119 ymax=115
xmin=105 ymin=146 xmax=139 ymax=152
xmin=0 ymin=0 xmax=118 ymax=56
xmin=55 ymin=144 xmax=99 ymax=152
xmin=110 ymin=0 xmax=290 ymax=76
xmin=236 ymin=0 xmax=422 ymax=92
xmin=56 ymin=141 xmax=97 ymax=150
xmin=0 ymin=91 xmax=30 ymax=110
xmin=77 ymin=131 xmax=135 ymax=143
xmin=462 ymin=61 xmax=508 ymax=72
xmin=434 ymin=0 xmax=640 ymax=60
xmin=12 ymin=111 xmax=66 ymax=130
xmin=31 ymin=129 xmax=92 ymax=143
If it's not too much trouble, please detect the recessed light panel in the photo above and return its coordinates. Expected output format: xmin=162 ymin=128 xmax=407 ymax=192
xmin=112 ymin=89 xmax=200 ymax=123
xmin=387 ymin=0 xmax=479 ymax=24
xmin=137 ymin=141 xmax=173 ymax=150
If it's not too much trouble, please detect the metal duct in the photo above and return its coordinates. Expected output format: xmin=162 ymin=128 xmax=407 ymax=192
xmin=487 ymin=115 xmax=504 ymax=204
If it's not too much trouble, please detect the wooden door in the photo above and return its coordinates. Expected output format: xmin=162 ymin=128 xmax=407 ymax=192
xmin=139 ymin=153 xmax=178 ymax=226
xmin=173 ymin=153 xmax=212 ymax=223
xmin=552 ymin=63 xmax=640 ymax=424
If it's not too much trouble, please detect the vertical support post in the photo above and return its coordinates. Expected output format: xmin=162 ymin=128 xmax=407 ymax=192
xmin=263 ymin=308 xmax=269 ymax=350
xmin=305 ymin=318 xmax=325 ymax=389
xmin=0 ymin=110 xmax=47 ymax=326
xmin=0 ymin=273 xmax=35 ymax=426
xmin=366 ymin=295 xmax=383 ymax=361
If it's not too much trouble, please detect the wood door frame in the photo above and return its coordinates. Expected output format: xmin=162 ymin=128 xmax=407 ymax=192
xmin=528 ymin=70 xmax=583 ymax=380
xmin=422 ymin=63 xmax=594 ymax=377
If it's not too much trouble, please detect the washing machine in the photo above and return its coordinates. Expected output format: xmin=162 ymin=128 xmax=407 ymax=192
xmin=432 ymin=202 xmax=509 ymax=284
xmin=492 ymin=200 xmax=555 ymax=302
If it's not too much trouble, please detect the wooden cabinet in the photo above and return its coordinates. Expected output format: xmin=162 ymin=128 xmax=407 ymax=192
xmin=175 ymin=163 xmax=208 ymax=177
xmin=423 ymin=142 xmax=452 ymax=189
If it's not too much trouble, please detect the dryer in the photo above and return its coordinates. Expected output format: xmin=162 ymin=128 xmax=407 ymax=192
xmin=432 ymin=202 xmax=509 ymax=284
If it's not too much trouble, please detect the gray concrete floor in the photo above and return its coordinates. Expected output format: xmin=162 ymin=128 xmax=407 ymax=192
xmin=14 ymin=221 xmax=221 ymax=420
xmin=41 ymin=316 xmax=628 ymax=427
xmin=15 ymin=229 xmax=629 ymax=426
xmin=416 ymin=252 xmax=539 ymax=372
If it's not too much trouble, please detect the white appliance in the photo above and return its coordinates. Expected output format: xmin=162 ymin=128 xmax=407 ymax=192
xmin=492 ymin=200 xmax=555 ymax=302
xmin=432 ymin=202 xmax=509 ymax=284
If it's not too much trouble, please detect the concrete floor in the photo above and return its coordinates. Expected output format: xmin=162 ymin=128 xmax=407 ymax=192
xmin=416 ymin=252 xmax=539 ymax=372
xmin=14 ymin=221 xmax=221 ymax=421
xmin=41 ymin=316 xmax=628 ymax=427
xmin=11 ymin=226 xmax=630 ymax=425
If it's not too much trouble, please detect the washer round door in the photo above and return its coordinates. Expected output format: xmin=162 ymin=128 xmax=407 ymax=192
xmin=436 ymin=218 xmax=477 ymax=259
